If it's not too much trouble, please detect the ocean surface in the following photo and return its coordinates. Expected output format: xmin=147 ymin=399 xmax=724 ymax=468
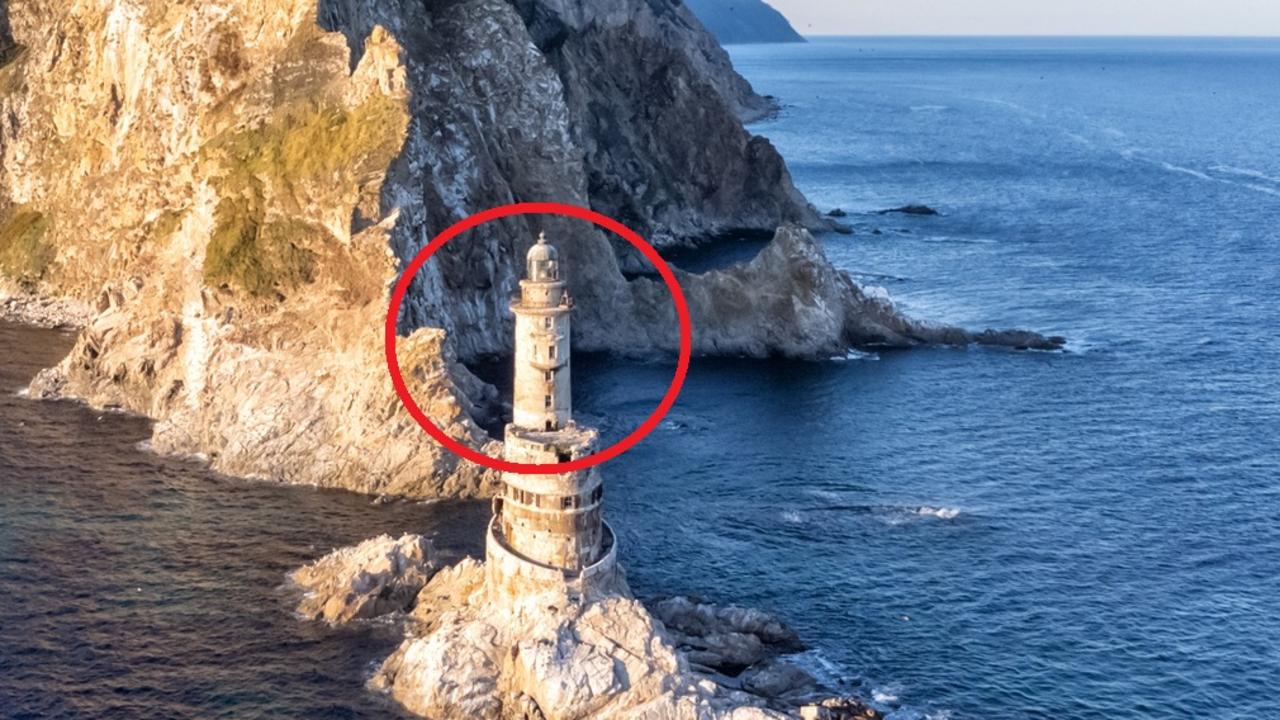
xmin=3 ymin=36 xmax=1280 ymax=719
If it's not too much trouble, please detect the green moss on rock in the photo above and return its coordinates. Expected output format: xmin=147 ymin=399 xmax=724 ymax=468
xmin=205 ymin=94 xmax=408 ymax=192
xmin=204 ymin=196 xmax=316 ymax=297
xmin=147 ymin=209 xmax=185 ymax=243
xmin=0 ymin=44 xmax=29 ymax=95
xmin=0 ymin=207 xmax=52 ymax=284
xmin=198 ymin=93 xmax=407 ymax=299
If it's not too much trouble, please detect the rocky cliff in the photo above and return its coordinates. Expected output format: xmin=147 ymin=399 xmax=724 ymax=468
xmin=1 ymin=0 xmax=1060 ymax=498
xmin=683 ymin=0 xmax=806 ymax=45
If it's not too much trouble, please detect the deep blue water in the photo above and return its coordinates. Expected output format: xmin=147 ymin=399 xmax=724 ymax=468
xmin=4 ymin=36 xmax=1279 ymax=720
xmin=0 ymin=323 xmax=488 ymax=719
xmin=587 ymin=37 xmax=1280 ymax=719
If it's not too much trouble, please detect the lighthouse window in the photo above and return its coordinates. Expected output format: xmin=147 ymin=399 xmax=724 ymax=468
xmin=544 ymin=317 xmax=552 ymax=329
xmin=562 ymin=496 xmax=575 ymax=510
xmin=549 ymin=345 xmax=556 ymax=359
xmin=545 ymin=370 xmax=553 ymax=382
xmin=544 ymin=394 xmax=552 ymax=409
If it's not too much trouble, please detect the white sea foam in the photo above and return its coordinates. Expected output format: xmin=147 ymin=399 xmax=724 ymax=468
xmin=1243 ymin=183 xmax=1280 ymax=198
xmin=781 ymin=509 xmax=803 ymax=524
xmin=917 ymin=506 xmax=961 ymax=519
xmin=805 ymin=488 xmax=846 ymax=501
xmin=831 ymin=348 xmax=879 ymax=362
xmin=1064 ymin=132 xmax=1094 ymax=148
xmin=1146 ymin=159 xmax=1280 ymax=200
xmin=910 ymin=104 xmax=949 ymax=112
xmin=785 ymin=648 xmax=847 ymax=689
xmin=1210 ymin=164 xmax=1280 ymax=185
xmin=863 ymin=285 xmax=892 ymax=301
xmin=1158 ymin=161 xmax=1216 ymax=183
xmin=873 ymin=685 xmax=903 ymax=703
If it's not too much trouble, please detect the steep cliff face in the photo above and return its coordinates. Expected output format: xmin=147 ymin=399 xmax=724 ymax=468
xmin=1 ymin=0 xmax=502 ymax=495
xmin=0 ymin=0 xmax=822 ymax=494
xmin=0 ymin=0 xmax=1058 ymax=497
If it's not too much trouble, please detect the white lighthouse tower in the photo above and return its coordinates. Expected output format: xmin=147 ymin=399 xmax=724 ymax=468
xmin=485 ymin=232 xmax=618 ymax=603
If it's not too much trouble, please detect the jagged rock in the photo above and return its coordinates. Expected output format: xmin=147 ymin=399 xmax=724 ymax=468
xmin=373 ymin=612 xmax=506 ymax=719
xmin=375 ymin=577 xmax=779 ymax=720
xmin=827 ymin=208 xmax=848 ymax=218
xmin=740 ymin=659 xmax=819 ymax=699
xmin=651 ymin=596 xmax=804 ymax=673
xmin=799 ymin=697 xmax=883 ymax=720
xmin=292 ymin=533 xmax=439 ymax=623
xmin=410 ymin=557 xmax=487 ymax=629
xmin=645 ymin=225 xmax=1066 ymax=357
xmin=292 ymin=540 xmax=849 ymax=719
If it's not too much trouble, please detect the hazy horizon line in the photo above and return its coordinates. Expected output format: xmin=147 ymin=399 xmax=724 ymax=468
xmin=795 ymin=33 xmax=1280 ymax=39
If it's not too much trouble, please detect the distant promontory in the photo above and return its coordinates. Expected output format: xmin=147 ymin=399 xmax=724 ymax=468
xmin=684 ymin=0 xmax=806 ymax=44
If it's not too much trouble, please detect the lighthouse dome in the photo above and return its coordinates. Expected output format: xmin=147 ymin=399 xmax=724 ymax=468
xmin=527 ymin=232 xmax=559 ymax=281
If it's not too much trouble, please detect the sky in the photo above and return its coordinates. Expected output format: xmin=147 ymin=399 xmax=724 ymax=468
xmin=767 ymin=0 xmax=1280 ymax=37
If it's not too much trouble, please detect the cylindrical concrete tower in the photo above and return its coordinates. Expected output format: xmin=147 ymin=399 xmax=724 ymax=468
xmin=487 ymin=232 xmax=615 ymax=593
xmin=512 ymin=233 xmax=572 ymax=432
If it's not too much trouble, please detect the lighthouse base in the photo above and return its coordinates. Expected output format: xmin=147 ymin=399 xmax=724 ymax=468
xmin=484 ymin=517 xmax=622 ymax=609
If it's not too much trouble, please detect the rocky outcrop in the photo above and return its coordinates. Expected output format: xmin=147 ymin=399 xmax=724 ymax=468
xmin=292 ymin=533 xmax=440 ymax=623
xmin=651 ymin=596 xmax=804 ymax=672
xmin=292 ymin=534 xmax=880 ymax=719
xmin=636 ymin=225 xmax=1066 ymax=356
xmin=684 ymin=0 xmax=806 ymax=45
xmin=877 ymin=205 xmax=939 ymax=216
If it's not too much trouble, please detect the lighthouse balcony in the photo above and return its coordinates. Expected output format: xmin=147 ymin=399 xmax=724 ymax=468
xmin=511 ymin=299 xmax=572 ymax=315
xmin=485 ymin=516 xmax=619 ymax=602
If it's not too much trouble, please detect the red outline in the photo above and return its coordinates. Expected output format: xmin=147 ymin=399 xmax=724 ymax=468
xmin=385 ymin=202 xmax=692 ymax=475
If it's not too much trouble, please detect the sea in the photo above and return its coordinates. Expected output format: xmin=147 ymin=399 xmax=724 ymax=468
xmin=3 ymin=37 xmax=1279 ymax=719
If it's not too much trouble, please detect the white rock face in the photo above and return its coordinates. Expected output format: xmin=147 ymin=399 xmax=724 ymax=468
xmin=292 ymin=535 xmax=884 ymax=720
xmin=292 ymin=533 xmax=440 ymax=623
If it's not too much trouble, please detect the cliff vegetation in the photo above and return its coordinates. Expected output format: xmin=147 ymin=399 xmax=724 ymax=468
xmin=0 ymin=207 xmax=51 ymax=286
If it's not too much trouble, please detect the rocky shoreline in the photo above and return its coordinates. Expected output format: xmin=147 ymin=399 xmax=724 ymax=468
xmin=0 ymin=281 xmax=92 ymax=330
xmin=290 ymin=534 xmax=884 ymax=720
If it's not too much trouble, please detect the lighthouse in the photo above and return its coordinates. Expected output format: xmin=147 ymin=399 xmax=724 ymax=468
xmin=485 ymin=232 xmax=618 ymax=602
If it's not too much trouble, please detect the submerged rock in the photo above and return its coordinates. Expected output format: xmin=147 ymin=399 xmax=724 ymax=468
xmin=877 ymin=205 xmax=940 ymax=216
